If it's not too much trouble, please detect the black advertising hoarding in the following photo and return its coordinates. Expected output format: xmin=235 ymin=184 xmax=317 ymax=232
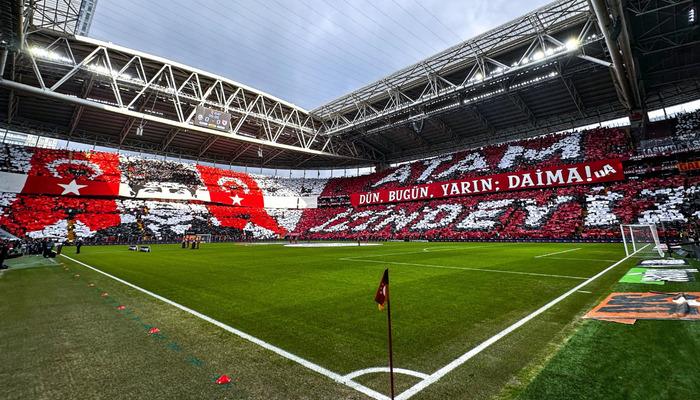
xmin=194 ymin=105 xmax=232 ymax=131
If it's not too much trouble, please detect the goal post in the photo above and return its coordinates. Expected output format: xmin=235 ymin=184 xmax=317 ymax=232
xmin=620 ymin=224 xmax=665 ymax=257
xmin=184 ymin=233 xmax=212 ymax=243
xmin=196 ymin=234 xmax=212 ymax=243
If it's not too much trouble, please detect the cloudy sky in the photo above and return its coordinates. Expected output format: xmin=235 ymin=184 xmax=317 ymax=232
xmin=89 ymin=0 xmax=551 ymax=110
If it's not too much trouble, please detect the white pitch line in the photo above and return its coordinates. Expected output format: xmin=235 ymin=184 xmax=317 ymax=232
xmin=344 ymin=367 xmax=429 ymax=380
xmin=545 ymin=257 xmax=618 ymax=262
xmin=342 ymin=245 xmax=497 ymax=260
xmin=534 ymin=248 xmax=581 ymax=258
xmin=393 ymin=244 xmax=649 ymax=400
xmin=340 ymin=258 xmax=589 ymax=280
xmin=60 ymin=255 xmax=389 ymax=400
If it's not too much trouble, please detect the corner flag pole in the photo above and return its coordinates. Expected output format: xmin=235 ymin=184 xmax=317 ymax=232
xmin=386 ymin=273 xmax=395 ymax=400
xmin=374 ymin=268 xmax=395 ymax=399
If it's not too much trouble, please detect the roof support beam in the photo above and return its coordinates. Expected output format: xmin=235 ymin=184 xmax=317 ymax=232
xmin=230 ymin=143 xmax=254 ymax=163
xmin=427 ymin=117 xmax=458 ymax=142
xmin=160 ymin=128 xmax=181 ymax=152
xmin=67 ymin=75 xmax=95 ymax=135
xmin=590 ymin=0 xmax=637 ymax=110
xmin=556 ymin=65 xmax=586 ymax=118
xmin=197 ymin=135 xmax=220 ymax=157
xmin=403 ymin=123 xmax=430 ymax=147
xmin=466 ymin=106 xmax=496 ymax=136
xmin=0 ymin=49 xmax=8 ymax=77
xmin=15 ymin=0 xmax=24 ymax=50
xmin=611 ymin=0 xmax=643 ymax=108
xmin=507 ymin=92 xmax=538 ymax=127
xmin=0 ymin=79 xmax=356 ymax=160
xmin=262 ymin=149 xmax=287 ymax=166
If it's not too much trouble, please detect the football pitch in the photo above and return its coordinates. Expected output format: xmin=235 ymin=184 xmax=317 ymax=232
xmin=3 ymin=241 xmax=699 ymax=399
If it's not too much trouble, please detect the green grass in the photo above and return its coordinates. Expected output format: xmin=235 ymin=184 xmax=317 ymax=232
xmin=512 ymin=259 xmax=700 ymax=400
xmin=3 ymin=241 xmax=690 ymax=399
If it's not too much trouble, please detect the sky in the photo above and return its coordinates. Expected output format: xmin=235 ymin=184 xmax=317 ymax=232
xmin=89 ymin=0 xmax=552 ymax=110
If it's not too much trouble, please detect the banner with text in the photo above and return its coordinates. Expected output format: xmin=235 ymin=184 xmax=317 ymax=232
xmin=351 ymin=159 xmax=624 ymax=207
xmin=678 ymin=160 xmax=700 ymax=172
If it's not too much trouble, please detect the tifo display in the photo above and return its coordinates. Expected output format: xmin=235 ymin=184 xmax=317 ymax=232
xmin=0 ymin=124 xmax=698 ymax=243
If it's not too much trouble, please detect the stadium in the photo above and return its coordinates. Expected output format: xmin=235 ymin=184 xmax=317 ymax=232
xmin=0 ymin=0 xmax=699 ymax=399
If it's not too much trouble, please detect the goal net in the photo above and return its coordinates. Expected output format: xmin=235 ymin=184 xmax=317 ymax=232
xmin=196 ymin=234 xmax=212 ymax=243
xmin=185 ymin=233 xmax=211 ymax=243
xmin=620 ymin=224 xmax=665 ymax=258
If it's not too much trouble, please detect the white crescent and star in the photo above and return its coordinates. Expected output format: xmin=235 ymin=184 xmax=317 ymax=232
xmin=230 ymin=194 xmax=243 ymax=206
xmin=58 ymin=179 xmax=88 ymax=195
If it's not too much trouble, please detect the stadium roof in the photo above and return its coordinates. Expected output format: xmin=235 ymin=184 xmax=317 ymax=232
xmin=0 ymin=0 xmax=698 ymax=168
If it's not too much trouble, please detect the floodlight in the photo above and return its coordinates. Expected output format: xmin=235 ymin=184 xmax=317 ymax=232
xmin=565 ymin=38 xmax=580 ymax=51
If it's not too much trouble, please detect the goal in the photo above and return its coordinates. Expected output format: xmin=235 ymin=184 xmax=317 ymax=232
xmin=185 ymin=233 xmax=212 ymax=243
xmin=196 ymin=234 xmax=212 ymax=243
xmin=620 ymin=224 xmax=665 ymax=258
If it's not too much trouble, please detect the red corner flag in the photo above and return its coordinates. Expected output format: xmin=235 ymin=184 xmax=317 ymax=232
xmin=374 ymin=268 xmax=395 ymax=399
xmin=374 ymin=269 xmax=389 ymax=310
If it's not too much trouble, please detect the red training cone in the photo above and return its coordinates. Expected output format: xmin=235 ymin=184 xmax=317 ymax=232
xmin=215 ymin=375 xmax=231 ymax=385
xmin=148 ymin=327 xmax=160 ymax=335
xmin=116 ymin=305 xmax=126 ymax=310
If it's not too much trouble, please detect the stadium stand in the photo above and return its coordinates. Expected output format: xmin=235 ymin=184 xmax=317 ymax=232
xmin=0 ymin=124 xmax=698 ymax=243
xmin=318 ymin=127 xmax=631 ymax=205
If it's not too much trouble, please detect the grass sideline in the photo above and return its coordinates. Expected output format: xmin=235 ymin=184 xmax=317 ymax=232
xmin=511 ymin=258 xmax=700 ymax=400
xmin=1 ymin=241 xmax=673 ymax=399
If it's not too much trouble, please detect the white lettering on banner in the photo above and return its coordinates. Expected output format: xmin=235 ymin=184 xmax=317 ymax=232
xmin=545 ymin=169 xmax=564 ymax=185
xmin=498 ymin=132 xmax=581 ymax=169
xmin=417 ymin=156 xmax=452 ymax=183
xmin=309 ymin=210 xmax=352 ymax=232
xmin=566 ymin=168 xmax=583 ymax=183
xmin=371 ymin=164 xmax=412 ymax=188
xmin=351 ymin=159 xmax=625 ymax=207
xmin=411 ymin=204 xmax=463 ymax=231
xmin=585 ymin=190 xmax=623 ymax=226
xmin=435 ymin=153 xmax=488 ymax=180
xmin=350 ymin=209 xmax=393 ymax=232
xmin=373 ymin=207 xmax=420 ymax=231
xmin=359 ymin=192 xmax=380 ymax=205
xmin=510 ymin=168 xmax=586 ymax=189
xmin=388 ymin=186 xmax=429 ymax=202
xmin=439 ymin=178 xmax=494 ymax=197
xmin=637 ymin=187 xmax=688 ymax=224
xmin=595 ymin=164 xmax=617 ymax=178
xmin=522 ymin=196 xmax=573 ymax=227
xmin=456 ymin=200 xmax=514 ymax=230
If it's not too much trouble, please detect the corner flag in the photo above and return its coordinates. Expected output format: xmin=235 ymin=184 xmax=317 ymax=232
xmin=374 ymin=269 xmax=389 ymax=310
xmin=373 ymin=268 xmax=395 ymax=398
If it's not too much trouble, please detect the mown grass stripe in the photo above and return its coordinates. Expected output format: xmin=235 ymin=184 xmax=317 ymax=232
xmin=60 ymin=254 xmax=390 ymax=400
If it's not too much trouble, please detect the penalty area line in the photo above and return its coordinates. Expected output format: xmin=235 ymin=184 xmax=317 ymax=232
xmin=60 ymin=255 xmax=390 ymax=400
xmin=534 ymin=248 xmax=581 ymax=258
xmin=341 ymin=257 xmax=589 ymax=280
xmin=394 ymin=245 xmax=649 ymax=400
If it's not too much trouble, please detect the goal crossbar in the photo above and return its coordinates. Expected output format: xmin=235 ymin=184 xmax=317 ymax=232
xmin=620 ymin=224 xmax=664 ymax=257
